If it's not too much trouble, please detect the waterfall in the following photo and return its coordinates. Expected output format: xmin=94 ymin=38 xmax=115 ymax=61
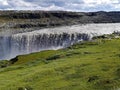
xmin=0 ymin=23 xmax=120 ymax=60
xmin=0 ymin=33 xmax=91 ymax=60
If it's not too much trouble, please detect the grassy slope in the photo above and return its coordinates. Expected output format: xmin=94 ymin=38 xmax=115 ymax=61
xmin=0 ymin=38 xmax=120 ymax=90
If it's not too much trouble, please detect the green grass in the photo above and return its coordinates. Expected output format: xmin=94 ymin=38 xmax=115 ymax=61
xmin=0 ymin=38 xmax=120 ymax=90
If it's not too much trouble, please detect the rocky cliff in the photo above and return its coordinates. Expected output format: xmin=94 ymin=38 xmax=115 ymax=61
xmin=0 ymin=11 xmax=120 ymax=33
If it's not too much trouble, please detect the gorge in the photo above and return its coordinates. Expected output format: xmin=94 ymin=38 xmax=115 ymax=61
xmin=1 ymin=11 xmax=120 ymax=60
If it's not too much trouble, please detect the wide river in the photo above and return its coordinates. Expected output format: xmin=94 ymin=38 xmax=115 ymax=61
xmin=0 ymin=23 xmax=120 ymax=60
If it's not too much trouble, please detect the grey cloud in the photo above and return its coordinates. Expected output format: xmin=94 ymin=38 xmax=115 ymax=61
xmin=0 ymin=0 xmax=120 ymax=11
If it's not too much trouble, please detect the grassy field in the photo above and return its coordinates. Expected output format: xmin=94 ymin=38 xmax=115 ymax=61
xmin=0 ymin=37 xmax=120 ymax=90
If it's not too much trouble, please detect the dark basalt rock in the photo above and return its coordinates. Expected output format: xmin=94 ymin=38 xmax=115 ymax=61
xmin=0 ymin=10 xmax=120 ymax=32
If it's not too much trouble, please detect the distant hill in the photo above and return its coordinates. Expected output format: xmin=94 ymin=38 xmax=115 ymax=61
xmin=0 ymin=11 xmax=120 ymax=32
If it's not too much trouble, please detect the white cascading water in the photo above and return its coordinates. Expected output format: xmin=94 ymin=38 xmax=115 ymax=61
xmin=0 ymin=23 xmax=120 ymax=60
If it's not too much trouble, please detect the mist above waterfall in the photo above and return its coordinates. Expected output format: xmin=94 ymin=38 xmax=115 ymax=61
xmin=0 ymin=23 xmax=120 ymax=60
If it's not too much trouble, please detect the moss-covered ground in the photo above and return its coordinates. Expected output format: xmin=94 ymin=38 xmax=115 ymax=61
xmin=0 ymin=37 xmax=120 ymax=90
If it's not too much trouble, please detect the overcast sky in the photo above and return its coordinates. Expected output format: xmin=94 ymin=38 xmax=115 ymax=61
xmin=0 ymin=0 xmax=120 ymax=11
